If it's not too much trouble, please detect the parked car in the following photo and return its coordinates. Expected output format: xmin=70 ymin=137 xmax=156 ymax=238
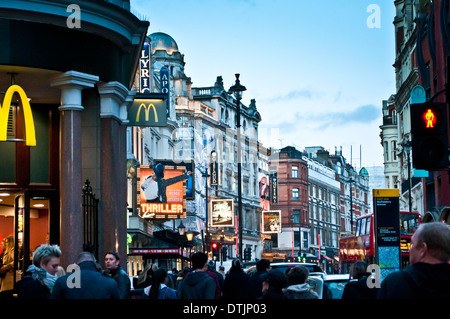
xmin=322 ymin=274 xmax=349 ymax=299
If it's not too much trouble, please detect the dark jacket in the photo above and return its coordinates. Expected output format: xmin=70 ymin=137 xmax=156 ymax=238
xmin=249 ymin=270 xmax=267 ymax=298
xmin=223 ymin=270 xmax=252 ymax=299
xmin=142 ymin=284 xmax=178 ymax=299
xmin=180 ymin=271 xmax=216 ymax=299
xmin=342 ymin=276 xmax=378 ymax=299
xmin=378 ymin=262 xmax=450 ymax=299
xmin=16 ymin=275 xmax=51 ymax=299
xmin=104 ymin=266 xmax=130 ymax=299
xmin=51 ymin=261 xmax=120 ymax=299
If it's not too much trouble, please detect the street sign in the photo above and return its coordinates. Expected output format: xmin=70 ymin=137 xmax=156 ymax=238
xmin=373 ymin=189 xmax=401 ymax=281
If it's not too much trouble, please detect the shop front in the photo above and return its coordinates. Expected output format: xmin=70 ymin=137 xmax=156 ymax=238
xmin=0 ymin=0 xmax=148 ymax=295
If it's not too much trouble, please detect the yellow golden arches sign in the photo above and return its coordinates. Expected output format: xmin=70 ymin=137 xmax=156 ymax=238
xmin=0 ymin=85 xmax=36 ymax=146
xmin=136 ymin=103 xmax=158 ymax=123
xmin=127 ymin=94 xmax=167 ymax=127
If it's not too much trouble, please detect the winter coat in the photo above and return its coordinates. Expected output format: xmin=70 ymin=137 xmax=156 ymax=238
xmin=342 ymin=276 xmax=378 ymax=299
xmin=283 ymin=283 xmax=319 ymax=299
xmin=223 ymin=270 xmax=252 ymax=299
xmin=142 ymin=283 xmax=178 ymax=299
xmin=104 ymin=266 xmax=130 ymax=299
xmin=377 ymin=262 xmax=450 ymax=299
xmin=51 ymin=261 xmax=120 ymax=299
xmin=179 ymin=271 xmax=216 ymax=299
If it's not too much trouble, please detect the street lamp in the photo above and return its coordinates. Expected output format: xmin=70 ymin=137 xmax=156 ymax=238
xmin=228 ymin=74 xmax=246 ymax=261
xmin=178 ymin=221 xmax=186 ymax=236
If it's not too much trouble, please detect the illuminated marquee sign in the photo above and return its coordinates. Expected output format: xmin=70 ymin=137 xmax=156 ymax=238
xmin=139 ymin=39 xmax=150 ymax=93
xmin=0 ymin=85 xmax=36 ymax=146
xmin=139 ymin=163 xmax=190 ymax=219
xmin=127 ymin=93 xmax=167 ymax=127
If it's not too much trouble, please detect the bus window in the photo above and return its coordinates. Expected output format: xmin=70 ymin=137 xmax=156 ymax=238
xmin=356 ymin=219 xmax=361 ymax=236
xmin=361 ymin=218 xmax=366 ymax=236
xmin=366 ymin=217 xmax=371 ymax=235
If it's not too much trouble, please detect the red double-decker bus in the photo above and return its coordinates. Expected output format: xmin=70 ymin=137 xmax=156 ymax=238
xmin=339 ymin=211 xmax=421 ymax=273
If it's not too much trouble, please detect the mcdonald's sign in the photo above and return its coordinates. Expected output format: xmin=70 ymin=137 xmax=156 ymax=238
xmin=127 ymin=94 xmax=167 ymax=127
xmin=0 ymin=85 xmax=36 ymax=146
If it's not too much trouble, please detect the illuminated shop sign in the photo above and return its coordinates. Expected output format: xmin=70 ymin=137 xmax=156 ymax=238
xmin=127 ymin=94 xmax=167 ymax=127
xmin=0 ymin=85 xmax=36 ymax=146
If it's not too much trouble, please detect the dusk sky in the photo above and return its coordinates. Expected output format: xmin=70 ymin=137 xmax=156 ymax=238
xmin=132 ymin=0 xmax=397 ymax=168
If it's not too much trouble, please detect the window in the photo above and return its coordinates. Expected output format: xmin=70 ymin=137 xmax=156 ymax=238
xmin=292 ymin=166 xmax=298 ymax=178
xmin=292 ymin=210 xmax=300 ymax=224
xmin=293 ymin=188 xmax=299 ymax=201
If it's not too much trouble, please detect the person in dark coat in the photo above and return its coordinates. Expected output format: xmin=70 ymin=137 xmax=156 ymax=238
xmin=283 ymin=265 xmax=318 ymax=299
xmin=260 ymin=269 xmax=288 ymax=300
xmin=207 ymin=260 xmax=223 ymax=298
xmin=223 ymin=259 xmax=252 ymax=299
xmin=180 ymin=252 xmax=216 ymax=299
xmin=378 ymin=222 xmax=450 ymax=299
xmin=342 ymin=261 xmax=377 ymax=299
xmin=17 ymin=244 xmax=62 ymax=299
xmin=103 ymin=251 xmax=131 ymax=299
xmin=142 ymin=268 xmax=178 ymax=299
xmin=52 ymin=252 xmax=120 ymax=299
xmin=249 ymin=259 xmax=270 ymax=298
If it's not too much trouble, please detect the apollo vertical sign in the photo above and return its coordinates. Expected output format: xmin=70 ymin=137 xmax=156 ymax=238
xmin=139 ymin=39 xmax=150 ymax=93
xmin=160 ymin=66 xmax=170 ymax=117
xmin=0 ymin=85 xmax=36 ymax=146
xmin=127 ymin=93 xmax=167 ymax=127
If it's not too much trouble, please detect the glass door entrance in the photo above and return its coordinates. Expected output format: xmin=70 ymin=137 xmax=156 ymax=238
xmin=0 ymin=191 xmax=56 ymax=297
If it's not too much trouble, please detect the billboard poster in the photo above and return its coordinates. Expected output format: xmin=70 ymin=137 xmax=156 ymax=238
xmin=373 ymin=189 xmax=401 ymax=281
xmin=154 ymin=160 xmax=195 ymax=199
xmin=139 ymin=162 xmax=191 ymax=219
xmin=258 ymin=172 xmax=270 ymax=210
xmin=210 ymin=199 xmax=234 ymax=227
xmin=262 ymin=210 xmax=281 ymax=234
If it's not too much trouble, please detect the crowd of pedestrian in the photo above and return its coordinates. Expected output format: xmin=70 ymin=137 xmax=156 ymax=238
xmin=1 ymin=221 xmax=448 ymax=300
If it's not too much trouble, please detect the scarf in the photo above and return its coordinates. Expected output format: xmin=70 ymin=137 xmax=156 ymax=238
xmin=26 ymin=264 xmax=57 ymax=292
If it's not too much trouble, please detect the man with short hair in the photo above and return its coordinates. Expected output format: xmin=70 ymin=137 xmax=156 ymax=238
xmin=104 ymin=251 xmax=131 ymax=299
xmin=52 ymin=252 xmax=120 ymax=299
xmin=378 ymin=222 xmax=450 ymax=299
xmin=180 ymin=252 xmax=216 ymax=299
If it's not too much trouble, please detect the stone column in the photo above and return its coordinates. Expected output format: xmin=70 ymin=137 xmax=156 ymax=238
xmin=97 ymin=81 xmax=130 ymax=267
xmin=51 ymin=71 xmax=99 ymax=267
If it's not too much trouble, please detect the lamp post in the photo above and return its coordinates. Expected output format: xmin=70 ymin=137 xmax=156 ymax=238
xmin=228 ymin=74 xmax=246 ymax=261
xmin=178 ymin=221 xmax=186 ymax=268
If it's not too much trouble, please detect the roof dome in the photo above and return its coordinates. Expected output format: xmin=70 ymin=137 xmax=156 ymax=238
xmin=149 ymin=32 xmax=179 ymax=55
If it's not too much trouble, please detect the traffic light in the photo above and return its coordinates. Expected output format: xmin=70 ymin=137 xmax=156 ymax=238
xmin=244 ymin=247 xmax=252 ymax=261
xmin=410 ymin=102 xmax=449 ymax=170
xmin=212 ymin=242 xmax=220 ymax=259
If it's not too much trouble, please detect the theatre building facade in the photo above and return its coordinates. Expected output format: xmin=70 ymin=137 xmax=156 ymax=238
xmin=0 ymin=0 xmax=148 ymax=290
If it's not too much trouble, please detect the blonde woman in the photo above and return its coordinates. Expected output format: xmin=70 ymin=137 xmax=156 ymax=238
xmin=0 ymin=236 xmax=14 ymax=294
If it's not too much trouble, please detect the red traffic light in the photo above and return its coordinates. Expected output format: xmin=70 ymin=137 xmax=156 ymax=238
xmin=212 ymin=243 xmax=218 ymax=249
xmin=423 ymin=109 xmax=437 ymax=128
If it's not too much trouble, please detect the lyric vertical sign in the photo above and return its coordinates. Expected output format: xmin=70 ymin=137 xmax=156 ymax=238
xmin=140 ymin=40 xmax=150 ymax=93
xmin=373 ymin=189 xmax=401 ymax=281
